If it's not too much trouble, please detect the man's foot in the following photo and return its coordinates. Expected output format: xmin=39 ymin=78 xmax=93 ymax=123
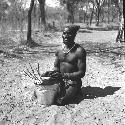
xmin=56 ymin=97 xmax=65 ymax=106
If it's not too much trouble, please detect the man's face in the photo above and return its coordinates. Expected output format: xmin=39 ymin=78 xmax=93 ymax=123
xmin=62 ymin=28 xmax=75 ymax=45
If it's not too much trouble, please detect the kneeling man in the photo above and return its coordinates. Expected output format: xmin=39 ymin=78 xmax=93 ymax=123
xmin=43 ymin=25 xmax=86 ymax=106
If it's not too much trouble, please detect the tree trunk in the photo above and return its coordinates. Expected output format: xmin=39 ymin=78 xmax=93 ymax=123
xmin=27 ymin=0 xmax=39 ymax=47
xmin=69 ymin=11 xmax=74 ymax=24
xmin=67 ymin=12 xmax=73 ymax=23
xmin=111 ymin=0 xmax=122 ymax=21
xmin=38 ymin=0 xmax=46 ymax=31
xmin=90 ymin=5 xmax=94 ymax=26
xmin=101 ymin=14 xmax=105 ymax=22
xmin=96 ymin=6 xmax=101 ymax=26
xmin=27 ymin=0 xmax=34 ymax=41
xmin=108 ymin=0 xmax=110 ymax=24
xmin=112 ymin=18 xmax=114 ymax=22
xmin=79 ymin=11 xmax=83 ymax=23
xmin=67 ymin=15 xmax=71 ymax=23
xmin=95 ymin=0 xmax=103 ymax=26
xmin=83 ymin=12 xmax=86 ymax=23
xmin=67 ymin=3 xmax=74 ymax=24
xmin=90 ymin=12 xmax=93 ymax=26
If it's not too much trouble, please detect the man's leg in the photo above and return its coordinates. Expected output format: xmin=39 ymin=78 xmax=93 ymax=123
xmin=56 ymin=85 xmax=79 ymax=106
xmin=116 ymin=30 xmax=121 ymax=42
xmin=120 ymin=29 xmax=123 ymax=42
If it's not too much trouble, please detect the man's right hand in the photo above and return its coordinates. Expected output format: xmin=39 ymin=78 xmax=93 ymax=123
xmin=41 ymin=71 xmax=64 ymax=81
xmin=50 ymin=71 xmax=63 ymax=80
xmin=41 ymin=70 xmax=60 ymax=77
xmin=41 ymin=71 xmax=54 ymax=77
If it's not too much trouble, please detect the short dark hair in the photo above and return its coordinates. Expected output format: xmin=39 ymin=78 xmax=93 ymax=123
xmin=64 ymin=25 xmax=80 ymax=35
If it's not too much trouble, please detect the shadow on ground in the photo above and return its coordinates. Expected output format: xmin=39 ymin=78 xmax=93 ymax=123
xmin=87 ymin=26 xmax=119 ymax=31
xmin=79 ymin=25 xmax=119 ymax=31
xmin=80 ymin=42 xmax=125 ymax=62
xmin=72 ymin=86 xmax=121 ymax=104
xmin=79 ymin=30 xmax=92 ymax=33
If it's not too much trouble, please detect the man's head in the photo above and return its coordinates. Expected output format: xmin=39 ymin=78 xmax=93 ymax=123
xmin=62 ymin=25 xmax=80 ymax=45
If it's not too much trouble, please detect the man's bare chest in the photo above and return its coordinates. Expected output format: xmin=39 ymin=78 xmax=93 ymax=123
xmin=59 ymin=51 xmax=77 ymax=64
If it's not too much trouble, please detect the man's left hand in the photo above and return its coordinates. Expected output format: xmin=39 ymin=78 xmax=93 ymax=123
xmin=50 ymin=72 xmax=63 ymax=80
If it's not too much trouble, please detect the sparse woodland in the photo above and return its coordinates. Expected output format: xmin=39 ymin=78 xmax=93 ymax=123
xmin=0 ymin=0 xmax=125 ymax=125
xmin=0 ymin=0 xmax=123 ymax=45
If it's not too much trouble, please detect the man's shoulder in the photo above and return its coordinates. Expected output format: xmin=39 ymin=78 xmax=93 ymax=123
xmin=55 ymin=46 xmax=63 ymax=56
xmin=76 ymin=43 xmax=86 ymax=54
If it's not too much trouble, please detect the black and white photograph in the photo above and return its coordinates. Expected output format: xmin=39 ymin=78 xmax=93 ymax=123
xmin=0 ymin=0 xmax=124 ymax=124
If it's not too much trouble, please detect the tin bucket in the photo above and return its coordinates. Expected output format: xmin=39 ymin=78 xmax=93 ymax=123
xmin=34 ymin=78 xmax=60 ymax=105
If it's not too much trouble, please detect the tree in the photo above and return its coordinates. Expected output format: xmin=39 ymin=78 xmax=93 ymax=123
xmin=77 ymin=1 xmax=95 ymax=25
xmin=111 ymin=0 xmax=123 ymax=20
xmin=89 ymin=2 xmax=95 ymax=25
xmin=38 ymin=0 xmax=46 ymax=30
xmin=0 ymin=0 xmax=10 ymax=21
xmin=0 ymin=0 xmax=27 ymax=35
xmin=100 ymin=0 xmax=123 ymax=23
xmin=27 ymin=0 xmax=46 ymax=47
xmin=60 ymin=0 xmax=84 ymax=23
xmin=90 ymin=0 xmax=105 ymax=26
xmin=27 ymin=0 xmax=36 ymax=47
xmin=93 ymin=0 xmax=105 ymax=26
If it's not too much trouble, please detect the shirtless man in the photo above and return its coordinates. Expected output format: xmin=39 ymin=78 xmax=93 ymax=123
xmin=43 ymin=25 xmax=86 ymax=105
xmin=116 ymin=14 xmax=124 ymax=42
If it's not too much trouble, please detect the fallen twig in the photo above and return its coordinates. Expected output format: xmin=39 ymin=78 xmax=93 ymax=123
xmin=23 ymin=63 xmax=43 ymax=84
xmin=23 ymin=70 xmax=34 ymax=80
xmin=37 ymin=63 xmax=43 ymax=81
xmin=26 ymin=67 xmax=37 ymax=80
xmin=37 ymin=63 xmax=40 ymax=76
xmin=29 ymin=63 xmax=40 ymax=81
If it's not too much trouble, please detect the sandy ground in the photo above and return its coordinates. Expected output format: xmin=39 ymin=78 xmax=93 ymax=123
xmin=0 ymin=29 xmax=125 ymax=125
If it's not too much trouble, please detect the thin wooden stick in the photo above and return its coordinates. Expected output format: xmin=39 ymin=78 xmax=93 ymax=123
xmin=23 ymin=64 xmax=43 ymax=85
xmin=37 ymin=63 xmax=43 ymax=80
xmin=29 ymin=63 xmax=39 ymax=80
xmin=37 ymin=63 xmax=40 ymax=76
xmin=26 ymin=68 xmax=37 ymax=80
xmin=29 ymin=63 xmax=35 ymax=74
xmin=23 ymin=70 xmax=34 ymax=80
xmin=28 ymin=63 xmax=42 ymax=83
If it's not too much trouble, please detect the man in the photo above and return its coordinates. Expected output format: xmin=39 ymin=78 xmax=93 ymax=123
xmin=43 ymin=25 xmax=86 ymax=106
xmin=116 ymin=14 xmax=124 ymax=42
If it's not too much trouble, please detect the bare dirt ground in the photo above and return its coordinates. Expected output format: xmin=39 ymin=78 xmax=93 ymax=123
xmin=0 ymin=28 xmax=125 ymax=125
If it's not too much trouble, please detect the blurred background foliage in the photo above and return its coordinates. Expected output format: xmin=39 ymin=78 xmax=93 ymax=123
xmin=0 ymin=0 xmax=123 ymax=40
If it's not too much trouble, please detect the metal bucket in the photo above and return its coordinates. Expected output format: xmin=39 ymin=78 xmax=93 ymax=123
xmin=34 ymin=78 xmax=60 ymax=105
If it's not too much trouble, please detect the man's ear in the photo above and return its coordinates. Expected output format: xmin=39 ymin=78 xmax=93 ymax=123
xmin=72 ymin=34 xmax=76 ymax=39
xmin=62 ymin=34 xmax=64 ymax=38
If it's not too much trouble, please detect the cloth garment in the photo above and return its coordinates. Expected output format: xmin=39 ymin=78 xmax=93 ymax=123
xmin=55 ymin=79 xmax=82 ymax=106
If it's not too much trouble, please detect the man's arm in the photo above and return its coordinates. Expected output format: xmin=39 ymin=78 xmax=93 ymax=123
xmin=41 ymin=51 xmax=60 ymax=77
xmin=63 ymin=48 xmax=86 ymax=80
xmin=53 ymin=51 xmax=60 ymax=72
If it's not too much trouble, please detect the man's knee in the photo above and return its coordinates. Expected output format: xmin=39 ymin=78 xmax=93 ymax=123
xmin=55 ymin=86 xmax=79 ymax=105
